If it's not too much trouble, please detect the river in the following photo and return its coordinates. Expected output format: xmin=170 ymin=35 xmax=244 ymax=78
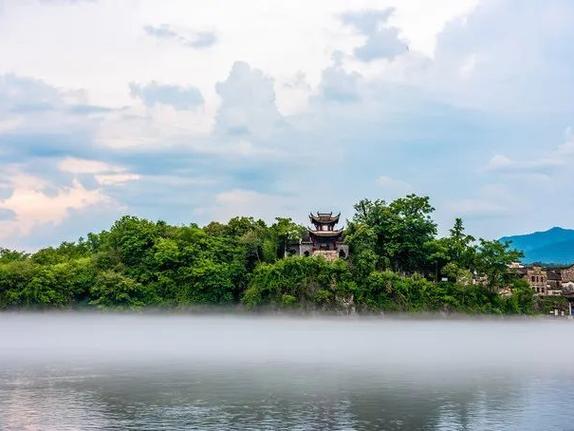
xmin=0 ymin=313 xmax=572 ymax=430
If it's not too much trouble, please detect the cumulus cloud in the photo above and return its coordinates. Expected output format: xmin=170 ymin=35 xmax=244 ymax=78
xmin=0 ymin=158 xmax=139 ymax=245
xmin=144 ymin=24 xmax=217 ymax=49
xmin=0 ymin=73 xmax=112 ymax=167
xmin=0 ymin=74 xmax=61 ymax=113
xmin=58 ymin=157 xmax=140 ymax=186
xmin=129 ymin=81 xmax=204 ymax=110
xmin=428 ymin=0 xmax=574 ymax=112
xmin=342 ymin=9 xmax=408 ymax=61
xmin=318 ymin=54 xmax=362 ymax=102
xmin=2 ymin=0 xmax=574 ymax=244
xmin=0 ymin=172 xmax=109 ymax=238
xmin=215 ymin=61 xmax=284 ymax=139
xmin=0 ymin=74 xmax=112 ymax=117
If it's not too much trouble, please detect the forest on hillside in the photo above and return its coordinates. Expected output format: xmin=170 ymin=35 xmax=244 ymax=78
xmin=0 ymin=194 xmax=564 ymax=314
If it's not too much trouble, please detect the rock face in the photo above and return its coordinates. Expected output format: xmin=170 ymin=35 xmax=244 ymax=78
xmin=312 ymin=250 xmax=339 ymax=262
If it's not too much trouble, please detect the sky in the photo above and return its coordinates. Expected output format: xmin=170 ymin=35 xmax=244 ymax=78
xmin=1 ymin=0 xmax=574 ymax=250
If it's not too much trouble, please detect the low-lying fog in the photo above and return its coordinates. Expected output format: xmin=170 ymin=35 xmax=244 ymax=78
xmin=1 ymin=313 xmax=573 ymax=372
xmin=2 ymin=313 xmax=574 ymax=430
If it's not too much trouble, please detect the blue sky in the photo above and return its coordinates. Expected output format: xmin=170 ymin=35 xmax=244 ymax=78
xmin=1 ymin=0 xmax=574 ymax=250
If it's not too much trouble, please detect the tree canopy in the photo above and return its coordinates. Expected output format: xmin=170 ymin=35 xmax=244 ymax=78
xmin=0 ymin=194 xmax=540 ymax=314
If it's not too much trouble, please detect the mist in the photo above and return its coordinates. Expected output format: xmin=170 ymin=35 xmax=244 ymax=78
xmin=3 ymin=313 xmax=574 ymax=430
xmin=2 ymin=313 xmax=572 ymax=374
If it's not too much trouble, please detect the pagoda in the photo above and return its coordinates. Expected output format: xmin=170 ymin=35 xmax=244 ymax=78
xmin=309 ymin=212 xmax=343 ymax=251
xmin=285 ymin=211 xmax=349 ymax=260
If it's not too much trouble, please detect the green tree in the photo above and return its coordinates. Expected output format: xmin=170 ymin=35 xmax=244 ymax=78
xmin=505 ymin=279 xmax=534 ymax=314
xmin=90 ymin=271 xmax=154 ymax=308
xmin=178 ymin=259 xmax=236 ymax=304
xmin=270 ymin=217 xmax=305 ymax=259
xmin=347 ymin=195 xmax=437 ymax=273
xmin=0 ymin=248 xmax=28 ymax=263
xmin=426 ymin=218 xmax=476 ymax=282
xmin=475 ymin=239 xmax=523 ymax=291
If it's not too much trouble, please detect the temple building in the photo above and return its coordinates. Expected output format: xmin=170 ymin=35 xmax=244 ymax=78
xmin=286 ymin=212 xmax=349 ymax=261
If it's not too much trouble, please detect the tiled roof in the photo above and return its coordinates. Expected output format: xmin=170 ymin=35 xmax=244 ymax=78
xmin=309 ymin=212 xmax=340 ymax=224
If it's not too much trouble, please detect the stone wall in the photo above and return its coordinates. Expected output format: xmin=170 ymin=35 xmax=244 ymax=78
xmin=286 ymin=242 xmax=349 ymax=260
xmin=312 ymin=250 xmax=339 ymax=261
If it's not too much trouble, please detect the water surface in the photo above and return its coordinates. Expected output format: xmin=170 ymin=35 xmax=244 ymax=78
xmin=0 ymin=314 xmax=572 ymax=430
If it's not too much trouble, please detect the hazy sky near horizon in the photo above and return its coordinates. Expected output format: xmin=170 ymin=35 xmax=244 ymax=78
xmin=1 ymin=0 xmax=574 ymax=250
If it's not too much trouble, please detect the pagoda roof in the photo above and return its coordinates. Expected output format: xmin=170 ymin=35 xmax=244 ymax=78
xmin=309 ymin=212 xmax=340 ymax=224
xmin=309 ymin=229 xmax=343 ymax=238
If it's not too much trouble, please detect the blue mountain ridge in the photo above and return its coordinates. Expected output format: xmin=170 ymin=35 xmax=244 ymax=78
xmin=499 ymin=227 xmax=574 ymax=265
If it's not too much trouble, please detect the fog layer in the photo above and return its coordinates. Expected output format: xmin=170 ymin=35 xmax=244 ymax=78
xmin=1 ymin=313 xmax=572 ymax=374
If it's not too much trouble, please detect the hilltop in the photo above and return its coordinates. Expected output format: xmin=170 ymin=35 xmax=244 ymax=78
xmin=500 ymin=227 xmax=574 ymax=265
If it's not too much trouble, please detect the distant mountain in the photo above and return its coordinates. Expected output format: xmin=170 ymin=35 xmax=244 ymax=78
xmin=500 ymin=227 xmax=574 ymax=265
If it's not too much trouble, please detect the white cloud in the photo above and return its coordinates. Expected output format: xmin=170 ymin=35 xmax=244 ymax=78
xmin=58 ymin=157 xmax=140 ymax=186
xmin=341 ymin=9 xmax=408 ymax=62
xmin=129 ymin=81 xmax=204 ymax=110
xmin=0 ymin=0 xmax=477 ymax=115
xmin=1 ymin=0 xmax=574 ymax=245
xmin=376 ymin=175 xmax=413 ymax=197
xmin=486 ymin=129 xmax=574 ymax=176
xmin=94 ymin=173 xmax=141 ymax=186
xmin=143 ymin=24 xmax=217 ymax=49
xmin=556 ymin=129 xmax=574 ymax=155
xmin=0 ymin=172 xmax=110 ymax=237
xmin=58 ymin=157 xmax=124 ymax=174
xmin=485 ymin=154 xmax=563 ymax=174
xmin=459 ymin=53 xmax=478 ymax=79
xmin=0 ymin=117 xmax=22 ymax=133
xmin=445 ymin=184 xmax=521 ymax=220
xmin=206 ymin=188 xmax=297 ymax=223
xmin=448 ymin=198 xmax=508 ymax=218
xmin=215 ymin=61 xmax=284 ymax=139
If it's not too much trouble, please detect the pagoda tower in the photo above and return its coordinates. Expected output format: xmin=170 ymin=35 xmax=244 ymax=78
xmin=284 ymin=211 xmax=349 ymax=260
xmin=308 ymin=212 xmax=343 ymax=251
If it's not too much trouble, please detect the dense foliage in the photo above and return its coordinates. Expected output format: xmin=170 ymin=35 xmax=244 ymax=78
xmin=0 ymin=194 xmax=545 ymax=314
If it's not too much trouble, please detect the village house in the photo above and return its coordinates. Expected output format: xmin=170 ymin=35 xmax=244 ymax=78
xmin=561 ymin=265 xmax=574 ymax=283
xmin=515 ymin=264 xmax=574 ymax=295
xmin=513 ymin=263 xmax=574 ymax=315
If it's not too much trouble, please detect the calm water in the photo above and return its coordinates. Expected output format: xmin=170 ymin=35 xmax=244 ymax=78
xmin=1 ymin=314 xmax=573 ymax=430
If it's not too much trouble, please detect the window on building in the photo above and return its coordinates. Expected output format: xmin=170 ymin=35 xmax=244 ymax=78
xmin=531 ymin=276 xmax=535 ymax=282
